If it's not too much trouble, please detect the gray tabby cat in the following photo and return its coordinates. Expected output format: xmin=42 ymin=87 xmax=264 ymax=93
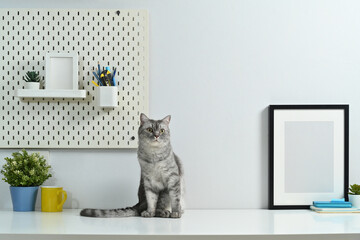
xmin=80 ymin=113 xmax=184 ymax=218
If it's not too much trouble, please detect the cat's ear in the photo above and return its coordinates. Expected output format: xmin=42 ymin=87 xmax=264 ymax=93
xmin=140 ymin=113 xmax=149 ymax=125
xmin=162 ymin=115 xmax=171 ymax=125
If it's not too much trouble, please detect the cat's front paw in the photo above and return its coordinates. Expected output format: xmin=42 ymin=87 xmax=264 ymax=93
xmin=170 ymin=211 xmax=182 ymax=218
xmin=141 ymin=210 xmax=155 ymax=218
xmin=156 ymin=209 xmax=171 ymax=218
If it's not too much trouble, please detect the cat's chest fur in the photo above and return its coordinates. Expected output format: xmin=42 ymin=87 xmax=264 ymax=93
xmin=146 ymin=161 xmax=169 ymax=190
xmin=139 ymin=153 xmax=174 ymax=192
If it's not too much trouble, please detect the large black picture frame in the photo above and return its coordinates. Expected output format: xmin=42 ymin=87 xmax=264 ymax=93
xmin=269 ymin=105 xmax=349 ymax=209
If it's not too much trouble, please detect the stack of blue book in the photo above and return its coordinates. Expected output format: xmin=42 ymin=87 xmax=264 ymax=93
xmin=310 ymin=198 xmax=360 ymax=213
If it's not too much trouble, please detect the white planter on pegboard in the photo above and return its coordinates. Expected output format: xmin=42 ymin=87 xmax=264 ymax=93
xmin=24 ymin=82 xmax=40 ymax=89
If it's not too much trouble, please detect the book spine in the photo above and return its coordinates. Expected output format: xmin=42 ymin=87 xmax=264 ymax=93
xmin=314 ymin=203 xmax=352 ymax=208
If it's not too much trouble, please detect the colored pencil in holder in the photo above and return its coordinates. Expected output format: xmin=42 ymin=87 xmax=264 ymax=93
xmin=112 ymin=68 xmax=117 ymax=86
xmin=92 ymin=71 xmax=103 ymax=86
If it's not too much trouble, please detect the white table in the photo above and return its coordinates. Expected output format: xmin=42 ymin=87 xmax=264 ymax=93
xmin=1 ymin=209 xmax=360 ymax=240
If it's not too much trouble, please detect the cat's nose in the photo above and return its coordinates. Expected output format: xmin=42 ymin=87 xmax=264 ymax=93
xmin=154 ymin=135 xmax=159 ymax=138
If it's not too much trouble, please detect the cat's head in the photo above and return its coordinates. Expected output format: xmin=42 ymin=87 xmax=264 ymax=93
xmin=138 ymin=113 xmax=171 ymax=147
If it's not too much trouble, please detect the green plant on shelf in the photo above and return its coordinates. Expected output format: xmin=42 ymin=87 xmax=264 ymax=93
xmin=24 ymin=71 xmax=41 ymax=82
xmin=0 ymin=149 xmax=52 ymax=187
xmin=349 ymin=184 xmax=360 ymax=195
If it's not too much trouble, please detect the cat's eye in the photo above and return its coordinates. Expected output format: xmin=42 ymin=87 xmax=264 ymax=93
xmin=147 ymin=128 xmax=153 ymax=132
xmin=160 ymin=129 xmax=165 ymax=134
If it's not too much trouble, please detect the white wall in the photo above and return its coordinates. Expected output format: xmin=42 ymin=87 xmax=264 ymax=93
xmin=1 ymin=0 xmax=360 ymax=209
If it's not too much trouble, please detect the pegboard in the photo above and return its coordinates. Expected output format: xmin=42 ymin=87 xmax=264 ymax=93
xmin=0 ymin=9 xmax=149 ymax=148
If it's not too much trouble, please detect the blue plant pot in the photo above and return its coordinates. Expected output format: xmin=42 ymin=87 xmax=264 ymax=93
xmin=10 ymin=186 xmax=39 ymax=212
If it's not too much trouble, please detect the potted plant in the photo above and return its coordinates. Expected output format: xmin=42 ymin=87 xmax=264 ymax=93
xmin=1 ymin=149 xmax=52 ymax=211
xmin=348 ymin=184 xmax=360 ymax=208
xmin=24 ymin=71 xmax=41 ymax=89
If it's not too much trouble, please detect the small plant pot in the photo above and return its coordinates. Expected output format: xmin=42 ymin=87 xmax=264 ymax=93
xmin=349 ymin=195 xmax=360 ymax=208
xmin=96 ymin=86 xmax=118 ymax=108
xmin=24 ymin=82 xmax=40 ymax=89
xmin=10 ymin=186 xmax=39 ymax=211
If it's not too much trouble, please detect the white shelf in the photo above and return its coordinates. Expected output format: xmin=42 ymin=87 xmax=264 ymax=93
xmin=15 ymin=89 xmax=87 ymax=99
xmin=0 ymin=209 xmax=360 ymax=240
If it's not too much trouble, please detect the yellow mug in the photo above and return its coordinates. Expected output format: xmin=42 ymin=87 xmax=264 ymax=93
xmin=41 ymin=186 xmax=67 ymax=212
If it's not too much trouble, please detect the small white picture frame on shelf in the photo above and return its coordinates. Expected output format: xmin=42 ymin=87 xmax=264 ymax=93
xmin=45 ymin=52 xmax=78 ymax=90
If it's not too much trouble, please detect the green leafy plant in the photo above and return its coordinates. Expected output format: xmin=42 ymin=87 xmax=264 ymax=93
xmin=24 ymin=71 xmax=41 ymax=82
xmin=349 ymin=184 xmax=360 ymax=195
xmin=1 ymin=149 xmax=52 ymax=187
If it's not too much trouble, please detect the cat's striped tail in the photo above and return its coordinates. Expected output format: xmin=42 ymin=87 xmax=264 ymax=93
xmin=80 ymin=206 xmax=139 ymax=218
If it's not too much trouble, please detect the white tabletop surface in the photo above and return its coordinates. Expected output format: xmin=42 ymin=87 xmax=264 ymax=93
xmin=1 ymin=209 xmax=360 ymax=239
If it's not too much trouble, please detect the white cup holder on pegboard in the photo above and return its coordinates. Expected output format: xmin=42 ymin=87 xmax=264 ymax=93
xmin=96 ymin=86 xmax=118 ymax=108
